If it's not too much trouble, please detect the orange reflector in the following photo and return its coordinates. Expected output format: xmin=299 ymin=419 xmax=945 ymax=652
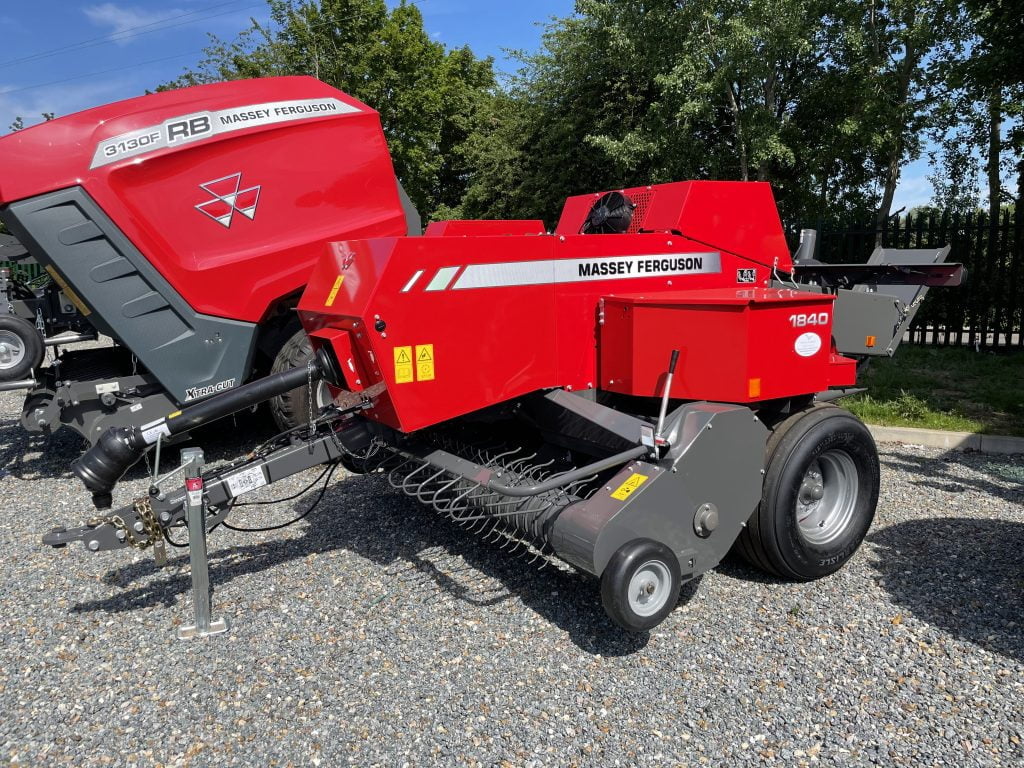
xmin=865 ymin=335 xmax=876 ymax=348
xmin=748 ymin=378 xmax=762 ymax=398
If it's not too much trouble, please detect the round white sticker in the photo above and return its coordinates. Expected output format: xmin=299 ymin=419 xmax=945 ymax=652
xmin=795 ymin=332 xmax=822 ymax=358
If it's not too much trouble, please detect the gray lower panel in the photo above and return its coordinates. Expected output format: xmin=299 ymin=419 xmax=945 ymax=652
xmin=0 ymin=187 xmax=256 ymax=405
xmin=549 ymin=403 xmax=767 ymax=577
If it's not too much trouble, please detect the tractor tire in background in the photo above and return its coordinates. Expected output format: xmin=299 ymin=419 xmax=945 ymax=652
xmin=735 ymin=404 xmax=880 ymax=581
xmin=0 ymin=315 xmax=44 ymax=383
xmin=268 ymin=328 xmax=331 ymax=433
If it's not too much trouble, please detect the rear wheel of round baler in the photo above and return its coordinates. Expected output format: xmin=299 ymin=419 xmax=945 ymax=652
xmin=269 ymin=328 xmax=332 ymax=433
xmin=736 ymin=404 xmax=880 ymax=580
xmin=0 ymin=315 xmax=43 ymax=383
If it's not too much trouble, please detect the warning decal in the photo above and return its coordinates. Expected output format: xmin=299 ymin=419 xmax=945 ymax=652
xmin=610 ymin=473 xmax=649 ymax=501
xmin=394 ymin=346 xmax=413 ymax=383
xmin=416 ymin=344 xmax=435 ymax=381
xmin=325 ymin=275 xmax=345 ymax=307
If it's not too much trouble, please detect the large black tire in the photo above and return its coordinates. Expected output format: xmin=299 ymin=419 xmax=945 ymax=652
xmin=600 ymin=538 xmax=682 ymax=632
xmin=268 ymin=328 xmax=330 ymax=433
xmin=735 ymin=404 xmax=880 ymax=581
xmin=0 ymin=315 xmax=44 ymax=382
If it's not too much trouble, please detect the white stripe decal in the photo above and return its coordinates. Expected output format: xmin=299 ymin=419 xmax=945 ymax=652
xmin=425 ymin=266 xmax=461 ymax=291
xmin=91 ymin=97 xmax=359 ymax=168
xmin=401 ymin=269 xmax=424 ymax=293
xmin=451 ymin=252 xmax=721 ymax=290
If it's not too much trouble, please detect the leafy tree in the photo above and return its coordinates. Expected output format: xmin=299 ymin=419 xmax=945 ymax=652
xmin=929 ymin=0 xmax=1024 ymax=219
xmin=462 ymin=0 xmax=894 ymax=226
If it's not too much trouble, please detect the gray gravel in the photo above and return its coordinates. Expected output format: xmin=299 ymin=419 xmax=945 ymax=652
xmin=0 ymin=385 xmax=1021 ymax=767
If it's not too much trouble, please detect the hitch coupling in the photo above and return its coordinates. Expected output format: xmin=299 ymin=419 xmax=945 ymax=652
xmin=73 ymin=345 xmax=344 ymax=509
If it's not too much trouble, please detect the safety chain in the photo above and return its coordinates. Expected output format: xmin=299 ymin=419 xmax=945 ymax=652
xmin=88 ymin=496 xmax=163 ymax=551
xmin=307 ymin=358 xmax=316 ymax=434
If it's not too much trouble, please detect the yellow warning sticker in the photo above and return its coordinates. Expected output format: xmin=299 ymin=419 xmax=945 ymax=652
xmin=416 ymin=344 xmax=435 ymax=381
xmin=324 ymin=275 xmax=345 ymax=307
xmin=610 ymin=473 xmax=649 ymax=501
xmin=394 ymin=346 xmax=414 ymax=383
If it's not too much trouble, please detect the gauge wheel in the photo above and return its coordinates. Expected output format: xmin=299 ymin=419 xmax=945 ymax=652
xmin=600 ymin=538 xmax=682 ymax=632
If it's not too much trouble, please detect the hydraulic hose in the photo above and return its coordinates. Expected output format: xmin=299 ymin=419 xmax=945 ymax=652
xmin=74 ymin=346 xmax=342 ymax=509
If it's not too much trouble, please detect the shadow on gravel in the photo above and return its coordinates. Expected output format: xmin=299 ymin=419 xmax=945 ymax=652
xmin=67 ymin=473 xmax=695 ymax=655
xmin=869 ymin=518 xmax=1024 ymax=662
xmin=879 ymin=451 xmax=1024 ymax=503
xmin=0 ymin=416 xmax=82 ymax=481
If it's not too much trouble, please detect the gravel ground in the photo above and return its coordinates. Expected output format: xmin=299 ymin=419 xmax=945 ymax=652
xmin=0 ymin=386 xmax=1021 ymax=767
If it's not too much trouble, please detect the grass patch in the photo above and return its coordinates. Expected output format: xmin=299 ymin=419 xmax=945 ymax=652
xmin=845 ymin=345 xmax=1024 ymax=437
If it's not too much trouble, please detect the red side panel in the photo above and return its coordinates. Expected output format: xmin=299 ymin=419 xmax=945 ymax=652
xmin=556 ymin=181 xmax=792 ymax=271
xmin=600 ymin=288 xmax=837 ymax=402
xmin=0 ymin=76 xmax=408 ymax=322
xmin=298 ymin=229 xmax=779 ymax=433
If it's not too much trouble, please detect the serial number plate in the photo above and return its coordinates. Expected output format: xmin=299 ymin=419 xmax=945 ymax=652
xmin=225 ymin=465 xmax=268 ymax=498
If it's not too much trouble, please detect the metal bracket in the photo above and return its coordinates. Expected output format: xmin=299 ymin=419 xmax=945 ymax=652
xmin=176 ymin=447 xmax=230 ymax=640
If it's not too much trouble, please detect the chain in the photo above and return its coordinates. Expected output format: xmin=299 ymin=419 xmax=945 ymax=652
xmin=87 ymin=496 xmax=164 ymax=552
xmin=307 ymin=358 xmax=316 ymax=433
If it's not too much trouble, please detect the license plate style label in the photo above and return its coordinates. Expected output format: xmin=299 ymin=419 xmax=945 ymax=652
xmin=225 ymin=465 xmax=268 ymax=498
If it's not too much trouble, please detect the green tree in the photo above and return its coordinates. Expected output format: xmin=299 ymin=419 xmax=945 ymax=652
xmin=461 ymin=0 xmax=894 ymax=226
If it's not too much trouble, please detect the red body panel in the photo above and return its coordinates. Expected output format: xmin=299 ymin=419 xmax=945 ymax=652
xmin=556 ymin=181 xmax=792 ymax=271
xmin=0 ymin=77 xmax=408 ymax=322
xmin=299 ymin=182 xmax=823 ymax=434
xmin=600 ymin=289 xmax=837 ymax=402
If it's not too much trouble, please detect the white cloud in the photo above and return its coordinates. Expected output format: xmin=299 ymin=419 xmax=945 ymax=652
xmin=83 ymin=3 xmax=185 ymax=43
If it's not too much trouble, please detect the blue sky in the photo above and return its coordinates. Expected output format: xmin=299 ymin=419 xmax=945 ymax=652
xmin=0 ymin=0 xmax=934 ymax=210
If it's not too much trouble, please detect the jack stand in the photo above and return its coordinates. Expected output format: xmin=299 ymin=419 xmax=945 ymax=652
xmin=176 ymin=447 xmax=230 ymax=640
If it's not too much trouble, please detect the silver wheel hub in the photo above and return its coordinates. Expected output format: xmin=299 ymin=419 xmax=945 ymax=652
xmin=627 ymin=560 xmax=672 ymax=617
xmin=0 ymin=330 xmax=26 ymax=370
xmin=314 ymin=380 xmax=333 ymax=409
xmin=796 ymin=449 xmax=859 ymax=546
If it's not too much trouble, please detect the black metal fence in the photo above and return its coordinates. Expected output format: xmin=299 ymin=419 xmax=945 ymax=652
xmin=796 ymin=211 xmax=1023 ymax=349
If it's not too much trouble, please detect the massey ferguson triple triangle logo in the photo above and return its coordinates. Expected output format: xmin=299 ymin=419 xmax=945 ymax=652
xmin=195 ymin=172 xmax=261 ymax=228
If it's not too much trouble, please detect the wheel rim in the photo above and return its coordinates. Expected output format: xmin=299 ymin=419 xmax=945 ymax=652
xmin=796 ymin=449 xmax=859 ymax=546
xmin=0 ymin=330 xmax=26 ymax=370
xmin=627 ymin=560 xmax=672 ymax=617
xmin=314 ymin=380 xmax=332 ymax=409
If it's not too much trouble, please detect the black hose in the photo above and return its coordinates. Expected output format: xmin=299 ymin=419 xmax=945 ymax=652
xmin=483 ymin=445 xmax=648 ymax=497
xmin=74 ymin=348 xmax=340 ymax=507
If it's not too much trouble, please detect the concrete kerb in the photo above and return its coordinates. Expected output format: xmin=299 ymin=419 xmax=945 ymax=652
xmin=867 ymin=424 xmax=1024 ymax=455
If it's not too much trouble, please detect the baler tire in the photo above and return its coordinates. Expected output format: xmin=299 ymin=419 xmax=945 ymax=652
xmin=0 ymin=315 xmax=43 ymax=382
xmin=268 ymin=328 xmax=330 ymax=434
xmin=737 ymin=404 xmax=879 ymax=581
xmin=600 ymin=538 xmax=681 ymax=632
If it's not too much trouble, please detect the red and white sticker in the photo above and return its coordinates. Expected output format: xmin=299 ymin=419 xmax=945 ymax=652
xmin=186 ymin=477 xmax=204 ymax=507
xmin=795 ymin=332 xmax=823 ymax=357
